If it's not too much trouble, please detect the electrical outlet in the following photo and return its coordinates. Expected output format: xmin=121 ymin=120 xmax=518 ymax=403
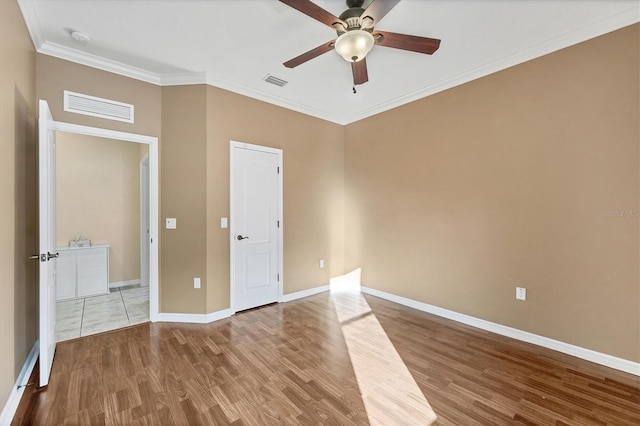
xmin=194 ymin=277 xmax=201 ymax=289
xmin=516 ymin=287 xmax=526 ymax=301
xmin=319 ymin=259 xmax=325 ymax=268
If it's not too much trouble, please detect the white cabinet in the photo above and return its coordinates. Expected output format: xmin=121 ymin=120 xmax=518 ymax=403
xmin=56 ymin=245 xmax=109 ymax=301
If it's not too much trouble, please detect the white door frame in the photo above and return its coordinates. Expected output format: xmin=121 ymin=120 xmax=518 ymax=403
xmin=52 ymin=121 xmax=160 ymax=321
xmin=229 ymin=140 xmax=283 ymax=313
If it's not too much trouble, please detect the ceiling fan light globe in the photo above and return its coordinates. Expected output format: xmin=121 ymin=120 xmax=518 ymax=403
xmin=335 ymin=30 xmax=374 ymax=62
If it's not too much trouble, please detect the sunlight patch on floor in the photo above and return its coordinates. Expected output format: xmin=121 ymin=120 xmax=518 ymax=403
xmin=330 ymin=287 xmax=437 ymax=425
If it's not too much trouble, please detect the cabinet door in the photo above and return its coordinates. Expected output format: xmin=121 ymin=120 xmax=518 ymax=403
xmin=56 ymin=250 xmax=76 ymax=300
xmin=77 ymin=248 xmax=108 ymax=298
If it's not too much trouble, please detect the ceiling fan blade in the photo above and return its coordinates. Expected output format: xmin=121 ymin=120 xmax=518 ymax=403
xmin=374 ymin=31 xmax=441 ymax=55
xmin=361 ymin=0 xmax=401 ymax=24
xmin=351 ymin=59 xmax=369 ymax=85
xmin=279 ymin=0 xmax=343 ymax=28
xmin=284 ymin=40 xmax=335 ymax=68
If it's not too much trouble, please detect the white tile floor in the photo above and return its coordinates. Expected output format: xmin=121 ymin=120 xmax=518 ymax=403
xmin=56 ymin=285 xmax=149 ymax=342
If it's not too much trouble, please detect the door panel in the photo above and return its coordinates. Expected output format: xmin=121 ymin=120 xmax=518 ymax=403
xmin=232 ymin=146 xmax=280 ymax=312
xmin=246 ymin=251 xmax=271 ymax=289
xmin=38 ymin=100 xmax=57 ymax=387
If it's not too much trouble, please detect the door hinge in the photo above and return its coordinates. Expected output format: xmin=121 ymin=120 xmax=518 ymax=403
xmin=277 ymin=220 xmax=280 ymax=228
xmin=277 ymin=273 xmax=280 ymax=282
xmin=277 ymin=166 xmax=280 ymax=174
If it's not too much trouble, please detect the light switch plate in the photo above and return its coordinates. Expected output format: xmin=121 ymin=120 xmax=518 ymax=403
xmin=166 ymin=218 xmax=177 ymax=229
xmin=194 ymin=277 xmax=201 ymax=289
xmin=221 ymin=217 xmax=228 ymax=228
xmin=516 ymin=287 xmax=526 ymax=301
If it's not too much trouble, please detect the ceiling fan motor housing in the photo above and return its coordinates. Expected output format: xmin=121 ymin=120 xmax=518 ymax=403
xmin=339 ymin=7 xmax=366 ymax=24
xmin=346 ymin=0 xmax=365 ymax=8
xmin=337 ymin=1 xmax=374 ymax=34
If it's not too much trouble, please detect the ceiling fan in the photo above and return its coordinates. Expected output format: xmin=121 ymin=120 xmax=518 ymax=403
xmin=280 ymin=0 xmax=441 ymax=90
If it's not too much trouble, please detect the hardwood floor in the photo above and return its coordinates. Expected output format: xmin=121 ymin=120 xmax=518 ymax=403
xmin=12 ymin=291 xmax=640 ymax=425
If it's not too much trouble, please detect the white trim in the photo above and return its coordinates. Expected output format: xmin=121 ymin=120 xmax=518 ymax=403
xmin=148 ymin=138 xmax=159 ymax=322
xmin=361 ymin=287 xmax=640 ymax=376
xmin=49 ymin=119 xmax=160 ymax=323
xmin=0 ymin=341 xmax=39 ymax=426
xmin=341 ymin=8 xmax=640 ymax=125
xmin=16 ymin=0 xmax=43 ymax=50
xmin=38 ymin=42 xmax=163 ymax=86
xmin=202 ymin=72 xmax=338 ymax=123
xmin=19 ymin=4 xmax=639 ymax=126
xmin=160 ymin=71 xmax=208 ymax=86
xmin=157 ymin=308 xmax=233 ymax=324
xmin=109 ymin=279 xmax=141 ymax=289
xmin=281 ymin=285 xmax=330 ymax=303
xmin=229 ymin=141 xmax=284 ymax=313
xmin=51 ymin=121 xmax=155 ymax=144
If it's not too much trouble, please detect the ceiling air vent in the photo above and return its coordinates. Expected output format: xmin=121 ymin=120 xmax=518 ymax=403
xmin=263 ymin=74 xmax=288 ymax=87
xmin=64 ymin=90 xmax=134 ymax=123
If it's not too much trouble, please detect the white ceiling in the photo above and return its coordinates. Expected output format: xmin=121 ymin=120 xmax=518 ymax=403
xmin=18 ymin=0 xmax=639 ymax=125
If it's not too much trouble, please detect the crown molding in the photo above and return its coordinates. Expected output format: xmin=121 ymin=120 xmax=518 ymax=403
xmin=36 ymin=43 xmax=342 ymax=123
xmin=25 ymin=3 xmax=639 ymax=126
xmin=17 ymin=0 xmax=43 ymax=49
xmin=39 ymin=42 xmax=163 ymax=85
xmin=159 ymin=71 xmax=207 ymax=86
xmin=342 ymin=6 xmax=640 ymax=124
xmin=148 ymin=71 xmax=341 ymax=122
xmin=202 ymin=72 xmax=341 ymax=124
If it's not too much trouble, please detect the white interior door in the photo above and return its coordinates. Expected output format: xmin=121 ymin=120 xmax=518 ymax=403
xmin=231 ymin=143 xmax=281 ymax=312
xmin=38 ymin=100 xmax=57 ymax=387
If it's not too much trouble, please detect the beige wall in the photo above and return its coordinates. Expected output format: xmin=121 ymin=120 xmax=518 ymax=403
xmin=0 ymin=0 xmax=37 ymax=411
xmin=14 ymin=5 xmax=635 ymax=373
xmin=344 ymin=24 xmax=640 ymax=362
xmin=159 ymin=84 xmax=345 ymax=314
xmin=36 ymin=55 xmax=161 ymax=137
xmin=56 ymin=132 xmax=145 ymax=284
xmin=160 ymin=85 xmax=208 ymax=313
xmin=205 ymin=86 xmax=345 ymax=312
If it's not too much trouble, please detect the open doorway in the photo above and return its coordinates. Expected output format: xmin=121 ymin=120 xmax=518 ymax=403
xmin=37 ymin=101 xmax=159 ymax=386
xmin=40 ymin=121 xmax=159 ymax=348
xmin=54 ymin=132 xmax=150 ymax=341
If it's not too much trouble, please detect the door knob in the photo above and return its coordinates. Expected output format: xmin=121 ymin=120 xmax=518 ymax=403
xmin=236 ymin=235 xmax=249 ymax=241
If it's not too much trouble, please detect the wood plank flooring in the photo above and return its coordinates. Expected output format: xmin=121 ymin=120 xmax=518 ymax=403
xmin=12 ymin=291 xmax=640 ymax=425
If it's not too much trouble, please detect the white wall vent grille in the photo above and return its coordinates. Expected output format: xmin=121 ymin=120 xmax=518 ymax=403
xmin=64 ymin=90 xmax=134 ymax=123
xmin=263 ymin=75 xmax=288 ymax=87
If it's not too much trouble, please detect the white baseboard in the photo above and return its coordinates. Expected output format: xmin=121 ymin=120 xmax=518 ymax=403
xmin=0 ymin=340 xmax=39 ymax=426
xmin=281 ymin=285 xmax=330 ymax=303
xmin=157 ymin=308 xmax=233 ymax=324
xmin=158 ymin=285 xmax=331 ymax=324
xmin=109 ymin=279 xmax=141 ymax=289
xmin=361 ymin=286 xmax=640 ymax=376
